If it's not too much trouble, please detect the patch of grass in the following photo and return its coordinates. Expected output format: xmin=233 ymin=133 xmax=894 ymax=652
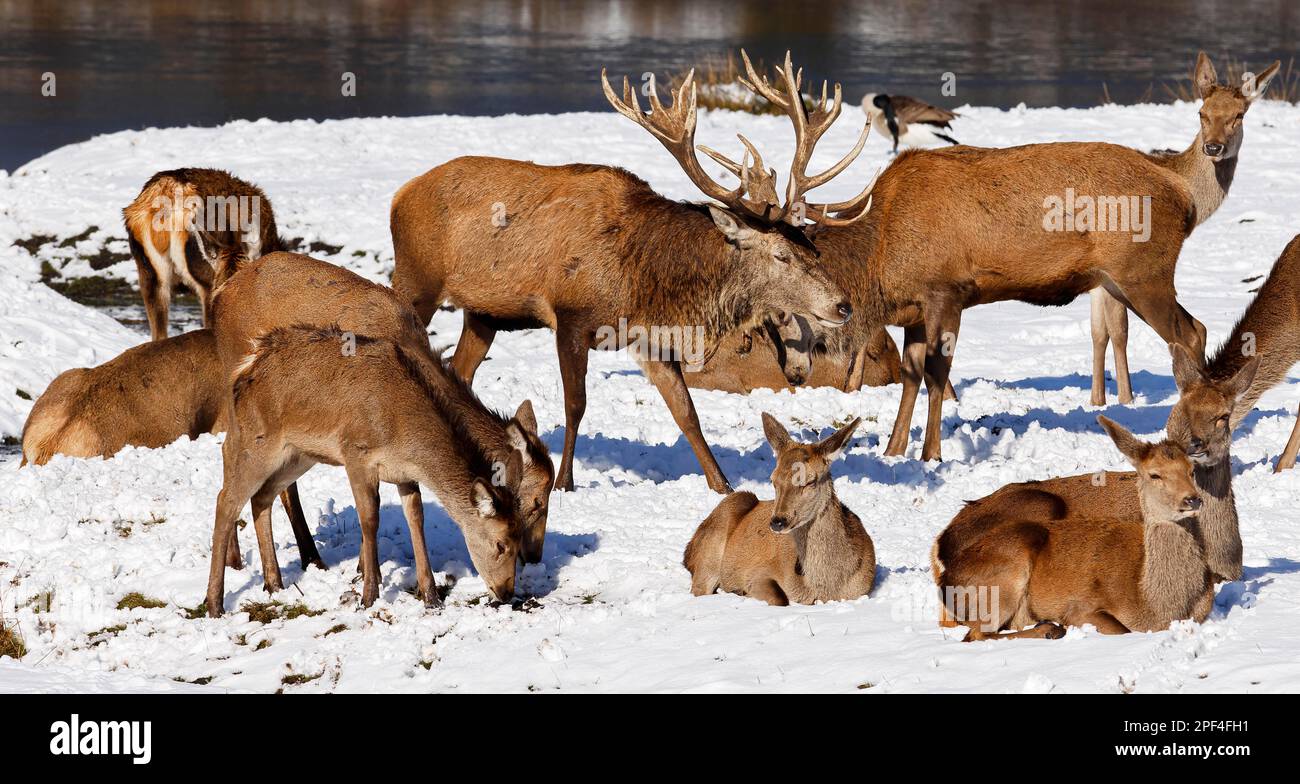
xmin=0 ymin=619 xmax=27 ymax=659
xmin=581 ymin=593 xmax=598 ymax=605
xmin=254 ymin=639 xmax=271 ymax=651
xmin=26 ymin=590 xmax=53 ymax=613
xmin=416 ymin=658 xmax=435 ymax=671
xmin=116 ymin=592 xmax=166 ymax=611
xmin=14 ymin=389 xmax=31 ymax=401
xmin=87 ymin=624 xmax=127 ymax=647
xmin=280 ymin=670 xmax=323 ymax=687
xmin=323 ymin=624 xmax=348 ymax=637
xmin=857 ymin=682 xmax=875 ymax=690
xmin=1 ymin=435 xmax=18 ymax=447
xmin=57 ymin=226 xmax=98 ymax=248
xmin=182 ymin=602 xmax=208 ymax=620
xmin=174 ymin=675 xmax=213 ymax=686
xmin=44 ymin=274 xmax=137 ymax=307
xmin=239 ymin=600 xmax=324 ymax=623
xmin=1105 ymin=54 xmax=1300 ymax=105
xmin=38 ymin=260 xmax=60 ymax=282
xmin=284 ymin=602 xmax=324 ymax=620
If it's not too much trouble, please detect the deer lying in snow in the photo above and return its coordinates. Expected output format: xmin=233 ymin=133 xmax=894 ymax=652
xmin=210 ymin=252 xmax=554 ymax=570
xmin=933 ymin=416 xmax=1212 ymax=640
xmin=391 ymin=52 xmax=869 ymax=494
xmin=208 ymin=325 xmax=528 ymax=617
xmin=1089 ymin=53 xmax=1281 ymax=405
xmin=683 ymin=414 xmax=875 ymax=605
xmin=20 ymin=329 xmax=322 ymax=572
xmin=123 ymin=168 xmax=282 ymax=341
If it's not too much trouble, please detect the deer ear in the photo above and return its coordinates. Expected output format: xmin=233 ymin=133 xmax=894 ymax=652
xmin=1226 ymin=355 xmax=1260 ymax=403
xmin=1245 ymin=61 xmax=1282 ymax=104
xmin=761 ymin=412 xmax=792 ymax=453
xmin=513 ymin=399 xmax=538 ymax=435
xmin=1097 ymin=415 xmax=1147 ymax=467
xmin=471 ymin=479 xmax=498 ymax=518
xmin=707 ymin=205 xmax=759 ymax=249
xmin=1195 ymin=51 xmax=1219 ymax=99
xmin=1170 ymin=343 xmax=1208 ymax=392
xmin=817 ymin=417 xmax=862 ymax=461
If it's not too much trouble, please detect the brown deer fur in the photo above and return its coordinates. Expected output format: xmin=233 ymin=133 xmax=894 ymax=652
xmin=390 ymin=159 xmax=850 ymax=493
xmin=1089 ymin=53 xmax=1280 ymax=405
xmin=210 ymin=252 xmax=554 ymax=572
xmin=122 ymin=168 xmax=281 ymax=341
xmin=20 ymin=329 xmax=322 ymax=572
xmin=933 ymin=416 xmax=1211 ymax=640
xmin=207 ymin=325 xmax=525 ymax=616
xmin=683 ymin=414 xmax=875 ymax=605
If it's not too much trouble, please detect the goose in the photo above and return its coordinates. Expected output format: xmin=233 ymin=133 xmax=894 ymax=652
xmin=862 ymin=93 xmax=960 ymax=153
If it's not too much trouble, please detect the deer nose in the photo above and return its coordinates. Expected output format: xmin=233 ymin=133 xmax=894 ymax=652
xmin=1203 ymin=142 xmax=1225 ymax=157
xmin=770 ymin=516 xmax=789 ymax=533
xmin=1188 ymin=437 xmax=1206 ymax=453
xmin=836 ymin=302 xmax=853 ymax=322
xmin=1183 ymin=496 xmax=1203 ymax=511
xmin=789 ymin=374 xmax=805 ymax=387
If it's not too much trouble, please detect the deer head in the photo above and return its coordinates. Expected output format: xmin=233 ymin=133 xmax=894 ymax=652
xmin=463 ymin=477 xmax=522 ymax=603
xmin=602 ymin=51 xmax=874 ymax=329
xmin=1099 ymin=416 xmax=1201 ymax=524
xmin=764 ymin=312 xmax=816 ymax=386
xmin=503 ymin=399 xmax=554 ymax=565
xmin=1193 ymin=51 xmax=1281 ymax=161
xmin=761 ymin=412 xmax=861 ymax=533
xmin=1166 ymin=344 xmax=1259 ymax=465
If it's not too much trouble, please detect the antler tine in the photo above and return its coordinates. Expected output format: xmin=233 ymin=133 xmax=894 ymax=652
xmin=739 ymin=49 xmax=791 ymax=110
xmin=803 ymin=167 xmax=880 ymax=227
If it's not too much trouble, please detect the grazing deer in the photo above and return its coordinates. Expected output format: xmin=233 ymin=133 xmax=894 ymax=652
xmin=1089 ymin=53 xmax=1281 ymax=405
xmin=123 ymin=168 xmax=281 ymax=341
xmin=20 ymin=329 xmax=323 ymax=572
xmin=683 ymin=414 xmax=875 ymax=605
xmin=720 ymin=52 xmax=1263 ymax=462
xmin=943 ymin=345 xmax=1258 ymax=587
xmin=390 ymin=53 xmax=871 ymax=494
xmin=933 ymin=416 xmax=1212 ymax=640
xmin=207 ymin=325 xmax=525 ymax=616
xmin=209 ymin=252 xmax=553 ymax=569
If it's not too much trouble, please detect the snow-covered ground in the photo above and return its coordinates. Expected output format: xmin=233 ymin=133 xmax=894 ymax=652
xmin=2 ymin=100 xmax=1299 ymax=693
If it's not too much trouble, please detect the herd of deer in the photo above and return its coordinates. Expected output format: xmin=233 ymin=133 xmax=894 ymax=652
xmin=17 ymin=51 xmax=1300 ymax=640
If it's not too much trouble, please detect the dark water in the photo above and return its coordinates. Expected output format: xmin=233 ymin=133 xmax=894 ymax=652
xmin=1 ymin=0 xmax=1297 ymax=171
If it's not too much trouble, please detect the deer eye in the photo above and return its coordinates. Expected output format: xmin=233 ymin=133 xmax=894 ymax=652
xmin=496 ymin=541 xmax=506 ymax=556
xmin=1148 ymin=473 xmax=1161 ymax=480
xmin=1217 ymin=415 xmax=1229 ymax=427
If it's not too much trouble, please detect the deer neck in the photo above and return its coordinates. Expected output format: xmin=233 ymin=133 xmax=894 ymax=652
xmin=1193 ymin=457 xmax=1242 ymax=582
xmin=790 ymin=494 xmax=854 ymax=590
xmin=1139 ymin=517 xmax=1210 ymax=626
xmin=1164 ymin=135 xmax=1238 ymax=224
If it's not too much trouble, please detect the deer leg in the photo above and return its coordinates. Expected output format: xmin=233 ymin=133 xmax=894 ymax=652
xmin=1103 ymin=291 xmax=1133 ymax=404
xmin=450 ymin=311 xmax=497 ymax=383
xmin=920 ymin=306 xmax=961 ymax=462
xmin=553 ymin=323 xmax=590 ymax=492
xmin=131 ymin=238 xmax=170 ymax=342
xmin=398 ymin=481 xmax=441 ymax=609
xmin=225 ymin=525 xmax=242 ymax=570
xmin=346 ymin=466 xmax=383 ymax=608
xmin=1089 ymin=288 xmax=1111 ymax=406
xmin=280 ymin=483 xmax=325 ymax=570
xmin=884 ymin=324 xmax=926 ymax=457
xmin=643 ymin=358 xmax=732 ymax=494
xmin=748 ymin=579 xmax=789 ymax=607
xmin=207 ymin=452 xmax=268 ymax=616
xmin=1275 ymin=404 xmax=1300 ymax=473
xmin=1114 ymin=283 xmax=1206 ymax=366
xmin=250 ymin=484 xmax=284 ymax=594
xmin=1069 ymin=609 xmax=1129 ymax=635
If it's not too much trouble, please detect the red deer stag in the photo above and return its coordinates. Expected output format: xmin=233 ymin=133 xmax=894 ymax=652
xmin=723 ymin=50 xmax=1218 ymax=462
xmin=209 ymin=252 xmax=554 ymax=572
xmin=1089 ymin=53 xmax=1280 ymax=405
xmin=123 ymin=168 xmax=281 ymax=340
xmin=684 ymin=413 xmax=875 ymax=605
xmin=933 ymin=416 xmax=1211 ymax=640
xmin=207 ymin=326 xmax=526 ymax=616
xmin=20 ymin=329 xmax=322 ymax=571
xmin=390 ymin=53 xmax=872 ymax=494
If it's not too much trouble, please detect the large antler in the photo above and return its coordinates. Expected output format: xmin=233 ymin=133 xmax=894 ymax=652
xmin=736 ymin=50 xmax=876 ymax=227
xmin=601 ymin=68 xmax=779 ymax=222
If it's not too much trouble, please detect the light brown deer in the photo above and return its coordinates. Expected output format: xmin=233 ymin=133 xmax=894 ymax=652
xmin=933 ymin=416 xmax=1211 ymax=640
xmin=716 ymin=52 xmax=1261 ymax=462
xmin=945 ymin=345 xmax=1258 ymax=586
xmin=1089 ymin=53 xmax=1281 ymax=405
xmin=123 ymin=168 xmax=281 ymax=340
xmin=209 ymin=252 xmax=555 ymax=568
xmin=207 ymin=325 xmax=526 ymax=616
xmin=390 ymin=53 xmax=872 ymax=494
xmin=683 ymin=413 xmax=875 ymax=605
xmin=19 ymin=328 xmax=323 ymax=572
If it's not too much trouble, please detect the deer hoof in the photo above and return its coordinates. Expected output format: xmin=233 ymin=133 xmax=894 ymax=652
xmin=1038 ymin=622 xmax=1066 ymax=640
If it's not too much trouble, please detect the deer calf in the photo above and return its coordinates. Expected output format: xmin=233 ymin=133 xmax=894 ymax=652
xmin=683 ymin=414 xmax=875 ymax=605
xmin=20 ymin=329 xmax=322 ymax=571
xmin=932 ymin=416 xmax=1212 ymax=640
xmin=208 ymin=325 xmax=529 ymax=617
xmin=123 ymin=168 xmax=281 ymax=340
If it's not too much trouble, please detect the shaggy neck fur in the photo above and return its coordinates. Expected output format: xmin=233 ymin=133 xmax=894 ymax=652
xmin=1139 ymin=517 xmax=1210 ymax=628
xmin=789 ymin=495 xmax=855 ymax=592
xmin=1158 ymin=134 xmax=1239 ymax=225
xmin=1193 ymin=459 xmax=1241 ymax=582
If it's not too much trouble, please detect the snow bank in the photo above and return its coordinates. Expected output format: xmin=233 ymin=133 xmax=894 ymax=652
xmin=2 ymin=101 xmax=1300 ymax=692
